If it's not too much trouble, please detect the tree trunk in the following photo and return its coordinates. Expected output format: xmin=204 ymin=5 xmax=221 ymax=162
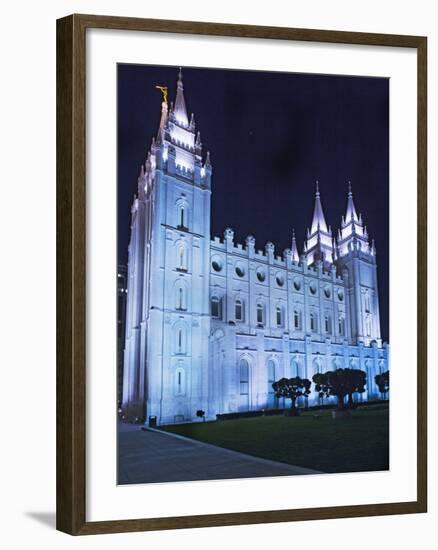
xmin=337 ymin=395 xmax=346 ymax=410
xmin=347 ymin=392 xmax=355 ymax=409
xmin=290 ymin=397 xmax=297 ymax=410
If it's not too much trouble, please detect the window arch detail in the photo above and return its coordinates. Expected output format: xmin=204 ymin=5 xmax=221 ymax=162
xmin=238 ymin=357 xmax=250 ymax=411
xmin=174 ymin=322 xmax=188 ymax=355
xmin=235 ymin=298 xmax=244 ymax=322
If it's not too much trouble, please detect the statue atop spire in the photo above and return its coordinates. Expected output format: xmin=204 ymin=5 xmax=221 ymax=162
xmin=155 ymin=85 xmax=168 ymax=104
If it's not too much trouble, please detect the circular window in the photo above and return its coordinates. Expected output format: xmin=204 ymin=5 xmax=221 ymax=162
xmin=293 ymin=278 xmax=302 ymax=291
xmin=235 ymin=264 xmax=245 ymax=278
xmin=324 ymin=286 xmax=331 ymax=298
xmin=338 ymin=289 xmax=344 ymax=301
xmin=211 ymin=258 xmax=223 ymax=272
xmin=276 ymin=273 xmax=285 ymax=287
xmin=256 ymin=268 xmax=266 ymax=282
xmin=309 ymin=282 xmax=317 ymax=295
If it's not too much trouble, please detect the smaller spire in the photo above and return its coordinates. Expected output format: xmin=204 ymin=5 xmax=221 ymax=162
xmin=190 ymin=113 xmax=195 ymax=129
xmin=345 ymin=180 xmax=359 ymax=223
xmin=174 ymin=68 xmax=189 ymax=127
xmin=310 ymin=180 xmax=329 ymax=234
xmin=291 ymin=229 xmax=300 ymax=263
xmin=205 ymin=151 xmax=211 ymax=167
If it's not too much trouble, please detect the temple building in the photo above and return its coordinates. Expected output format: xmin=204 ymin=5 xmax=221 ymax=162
xmin=122 ymin=70 xmax=389 ymax=424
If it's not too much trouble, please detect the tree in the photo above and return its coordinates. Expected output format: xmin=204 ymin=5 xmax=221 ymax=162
xmin=346 ymin=369 xmax=366 ymax=409
xmin=272 ymin=377 xmax=311 ymax=415
xmin=313 ymin=368 xmax=365 ymax=410
xmin=375 ymin=371 xmax=389 ymax=399
xmin=196 ymin=409 xmax=206 ymax=422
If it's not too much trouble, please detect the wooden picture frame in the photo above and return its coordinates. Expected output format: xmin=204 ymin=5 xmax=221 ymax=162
xmin=56 ymin=13 xmax=427 ymax=535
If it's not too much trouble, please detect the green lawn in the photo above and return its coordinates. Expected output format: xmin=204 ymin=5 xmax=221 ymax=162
xmin=160 ymin=405 xmax=389 ymax=474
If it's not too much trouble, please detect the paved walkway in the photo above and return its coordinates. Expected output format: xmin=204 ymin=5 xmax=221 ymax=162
xmin=118 ymin=424 xmax=320 ymax=484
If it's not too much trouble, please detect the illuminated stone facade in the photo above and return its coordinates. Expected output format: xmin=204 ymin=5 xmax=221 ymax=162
xmin=122 ymin=71 xmax=389 ymax=424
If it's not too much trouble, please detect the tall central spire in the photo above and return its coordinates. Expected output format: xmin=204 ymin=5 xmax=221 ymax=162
xmin=173 ymin=68 xmax=189 ymax=127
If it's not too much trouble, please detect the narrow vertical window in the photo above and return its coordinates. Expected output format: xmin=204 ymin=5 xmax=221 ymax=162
xmin=180 ymin=207 xmax=185 ymax=228
xmin=211 ymin=296 xmax=220 ymax=318
xmin=239 ymin=359 xmax=249 ymax=412
xmin=294 ymin=309 xmax=300 ymax=329
xmin=178 ymin=328 xmax=182 ymax=351
xmin=365 ymin=291 xmax=371 ymax=313
xmin=276 ymin=306 xmax=282 ymax=327
xmin=175 ymin=285 xmax=186 ymax=310
xmin=366 ymin=315 xmax=372 ymax=336
xmin=235 ymin=299 xmax=243 ymax=321
xmin=257 ymin=303 xmax=264 ymax=325
xmin=267 ymin=360 xmax=276 ymax=408
xmin=325 ymin=314 xmax=331 ymax=334
xmin=310 ymin=312 xmax=317 ymax=332
xmin=338 ymin=316 xmax=344 ymax=336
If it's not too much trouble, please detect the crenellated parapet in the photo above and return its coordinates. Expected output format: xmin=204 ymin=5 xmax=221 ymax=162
xmin=210 ymin=230 xmax=346 ymax=283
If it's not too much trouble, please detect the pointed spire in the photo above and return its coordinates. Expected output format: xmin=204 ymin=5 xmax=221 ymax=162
xmin=310 ymin=180 xmax=329 ymax=234
xmin=156 ymin=98 xmax=168 ymax=142
xmin=291 ymin=229 xmax=300 ymax=263
xmin=205 ymin=151 xmax=211 ymax=168
xmin=345 ymin=180 xmax=359 ymax=222
xmin=189 ymin=112 xmax=195 ymax=130
xmin=174 ymin=67 xmax=189 ymax=127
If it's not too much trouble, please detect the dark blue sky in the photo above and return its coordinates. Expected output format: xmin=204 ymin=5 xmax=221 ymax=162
xmin=117 ymin=64 xmax=389 ymax=341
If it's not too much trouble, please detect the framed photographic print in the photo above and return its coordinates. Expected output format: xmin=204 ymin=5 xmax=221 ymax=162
xmin=56 ymin=14 xmax=427 ymax=535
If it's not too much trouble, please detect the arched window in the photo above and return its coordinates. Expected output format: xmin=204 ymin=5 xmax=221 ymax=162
xmin=294 ymin=309 xmax=301 ymax=330
xmin=177 ymin=203 xmax=188 ymax=230
xmin=239 ymin=359 xmax=249 ymax=411
xmin=235 ymin=299 xmax=243 ymax=322
xmin=276 ymin=306 xmax=282 ymax=327
xmin=365 ymin=291 xmax=371 ymax=313
xmin=310 ymin=312 xmax=317 ymax=332
xmin=366 ymin=315 xmax=372 ymax=336
xmin=176 ymin=243 xmax=188 ymax=271
xmin=325 ymin=313 xmax=332 ymax=334
xmin=256 ymin=303 xmax=264 ymax=325
xmin=211 ymin=296 xmax=221 ymax=319
xmin=267 ymin=360 xmax=277 ymax=408
xmin=174 ymin=324 xmax=187 ymax=354
xmin=175 ymin=367 xmax=185 ymax=395
xmin=291 ymin=358 xmax=300 ymax=378
xmin=338 ymin=316 xmax=345 ymax=336
xmin=175 ymin=283 xmax=187 ymax=311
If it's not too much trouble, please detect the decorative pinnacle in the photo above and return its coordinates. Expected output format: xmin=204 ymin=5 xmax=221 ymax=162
xmin=178 ymin=67 xmax=183 ymax=86
xmin=315 ymin=179 xmax=320 ymax=197
xmin=155 ymin=85 xmax=168 ymax=104
xmin=348 ymin=180 xmax=352 ymax=197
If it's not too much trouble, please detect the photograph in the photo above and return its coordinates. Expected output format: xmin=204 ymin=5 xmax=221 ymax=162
xmin=117 ymin=64 xmax=390 ymax=485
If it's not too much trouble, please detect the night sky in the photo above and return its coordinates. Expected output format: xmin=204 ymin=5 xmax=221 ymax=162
xmin=117 ymin=64 xmax=389 ymax=342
